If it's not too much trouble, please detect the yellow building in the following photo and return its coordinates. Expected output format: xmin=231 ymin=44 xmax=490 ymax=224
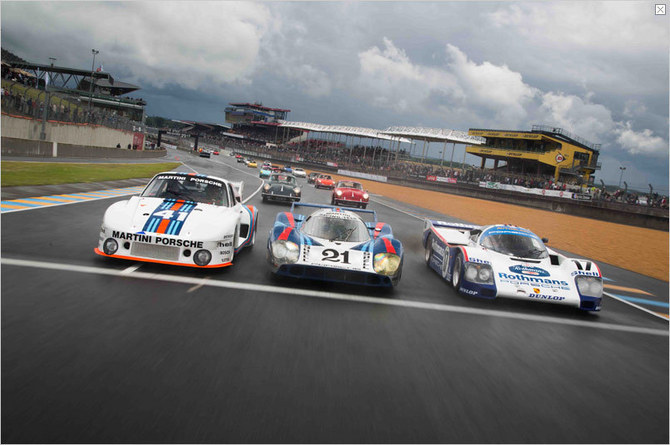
xmin=467 ymin=125 xmax=601 ymax=183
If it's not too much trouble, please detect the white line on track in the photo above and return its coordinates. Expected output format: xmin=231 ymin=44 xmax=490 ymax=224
xmin=604 ymin=292 xmax=668 ymax=321
xmin=370 ymin=196 xmax=426 ymax=220
xmin=121 ymin=264 xmax=142 ymax=275
xmin=2 ymin=257 xmax=667 ymax=337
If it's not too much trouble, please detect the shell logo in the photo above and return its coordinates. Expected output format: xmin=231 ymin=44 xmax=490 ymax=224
xmin=555 ymin=153 xmax=565 ymax=163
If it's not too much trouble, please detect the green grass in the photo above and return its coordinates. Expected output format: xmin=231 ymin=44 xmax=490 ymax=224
xmin=1 ymin=161 xmax=182 ymax=187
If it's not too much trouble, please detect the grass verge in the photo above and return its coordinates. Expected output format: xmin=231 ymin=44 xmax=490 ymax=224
xmin=1 ymin=161 xmax=182 ymax=187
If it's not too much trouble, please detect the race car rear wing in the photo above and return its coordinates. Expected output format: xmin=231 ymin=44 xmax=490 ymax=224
xmin=425 ymin=219 xmax=480 ymax=245
xmin=290 ymin=202 xmax=378 ymax=223
xmin=428 ymin=220 xmax=480 ymax=231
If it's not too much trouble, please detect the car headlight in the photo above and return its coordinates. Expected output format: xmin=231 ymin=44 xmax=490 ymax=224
xmin=336 ymin=190 xmax=343 ymax=196
xmin=575 ymin=276 xmax=603 ymax=298
xmin=463 ymin=263 xmax=494 ymax=284
xmin=294 ymin=187 xmax=301 ymax=195
xmin=271 ymin=240 xmax=299 ymax=264
xmin=374 ymin=252 xmax=401 ymax=276
xmin=103 ymin=238 xmax=118 ymax=255
xmin=194 ymin=249 xmax=212 ymax=266
xmin=263 ymin=184 xmax=270 ymax=191
xmin=363 ymin=193 xmax=369 ymax=200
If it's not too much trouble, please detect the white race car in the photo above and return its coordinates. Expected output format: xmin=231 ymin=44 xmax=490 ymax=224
xmin=292 ymin=167 xmax=307 ymax=178
xmin=422 ymin=220 xmax=603 ymax=311
xmin=95 ymin=172 xmax=258 ymax=268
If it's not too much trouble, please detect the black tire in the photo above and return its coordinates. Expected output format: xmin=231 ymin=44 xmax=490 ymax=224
xmin=331 ymin=197 xmax=336 ymax=205
xmin=424 ymin=236 xmax=433 ymax=265
xmin=262 ymin=196 xmax=268 ymax=203
xmin=452 ymin=253 xmax=463 ymax=289
xmin=361 ymin=204 xmax=367 ymax=209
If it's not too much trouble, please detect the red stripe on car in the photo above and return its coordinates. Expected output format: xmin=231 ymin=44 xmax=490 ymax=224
xmin=278 ymin=227 xmax=292 ymax=241
xmin=382 ymin=237 xmax=396 ymax=254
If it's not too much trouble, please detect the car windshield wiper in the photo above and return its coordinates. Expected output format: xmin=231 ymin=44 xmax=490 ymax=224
xmin=330 ymin=227 xmax=356 ymax=242
xmin=518 ymin=248 xmax=546 ymax=258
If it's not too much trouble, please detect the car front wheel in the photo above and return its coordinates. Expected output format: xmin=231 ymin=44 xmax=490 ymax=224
xmin=452 ymin=253 xmax=463 ymax=289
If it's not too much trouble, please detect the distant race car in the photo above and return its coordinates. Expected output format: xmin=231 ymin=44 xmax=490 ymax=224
xmin=199 ymin=150 xmax=211 ymax=158
xmin=332 ymin=180 xmax=369 ymax=208
xmin=212 ymin=150 xmax=219 ymax=155
xmin=307 ymin=172 xmax=320 ymax=184
xmin=422 ymin=220 xmax=603 ymax=311
xmin=315 ymin=174 xmax=335 ymax=189
xmin=292 ymin=167 xmax=307 ymax=178
xmin=283 ymin=165 xmax=293 ymax=173
xmin=267 ymin=203 xmax=403 ymax=287
xmin=247 ymin=160 xmax=258 ymax=168
xmin=95 ymin=172 xmax=258 ymax=268
xmin=262 ymin=172 xmax=301 ymax=203
xmin=236 ymin=155 xmax=245 ymax=163
xmin=259 ymin=166 xmax=272 ymax=179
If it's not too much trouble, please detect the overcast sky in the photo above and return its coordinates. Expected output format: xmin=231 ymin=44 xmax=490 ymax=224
xmin=2 ymin=1 xmax=668 ymax=190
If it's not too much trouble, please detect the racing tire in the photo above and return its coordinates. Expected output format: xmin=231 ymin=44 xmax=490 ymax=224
xmin=424 ymin=235 xmax=433 ymax=265
xmin=331 ymin=198 xmax=336 ymax=205
xmin=361 ymin=204 xmax=367 ymax=209
xmin=262 ymin=196 xmax=268 ymax=203
xmin=451 ymin=253 xmax=463 ymax=290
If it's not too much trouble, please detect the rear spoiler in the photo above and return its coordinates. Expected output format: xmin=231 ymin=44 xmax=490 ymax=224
xmin=428 ymin=220 xmax=480 ymax=231
xmin=290 ymin=202 xmax=377 ymax=223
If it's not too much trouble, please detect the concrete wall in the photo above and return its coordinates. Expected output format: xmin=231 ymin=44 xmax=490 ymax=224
xmin=1 ymin=114 xmax=134 ymax=149
xmin=1 ymin=137 xmax=166 ymax=159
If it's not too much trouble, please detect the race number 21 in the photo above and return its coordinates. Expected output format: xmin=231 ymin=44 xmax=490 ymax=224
xmin=321 ymin=249 xmax=350 ymax=264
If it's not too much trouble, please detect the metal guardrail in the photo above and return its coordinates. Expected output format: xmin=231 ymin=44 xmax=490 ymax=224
xmin=532 ymin=124 xmax=601 ymax=151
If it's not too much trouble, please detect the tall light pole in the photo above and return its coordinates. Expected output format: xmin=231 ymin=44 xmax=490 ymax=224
xmin=40 ymin=56 xmax=56 ymax=140
xmin=87 ymin=49 xmax=99 ymax=113
xmin=618 ymin=166 xmax=626 ymax=188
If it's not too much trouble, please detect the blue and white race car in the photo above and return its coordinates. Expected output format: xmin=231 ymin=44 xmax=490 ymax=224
xmin=267 ymin=203 xmax=403 ymax=287
xmin=422 ymin=220 xmax=603 ymax=311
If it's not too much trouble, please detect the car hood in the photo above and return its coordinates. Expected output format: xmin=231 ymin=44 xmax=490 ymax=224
xmin=103 ymin=196 xmax=237 ymax=240
xmin=466 ymin=246 xmax=578 ymax=296
xmin=336 ymin=187 xmax=365 ymax=195
xmin=268 ymin=183 xmax=297 ymax=191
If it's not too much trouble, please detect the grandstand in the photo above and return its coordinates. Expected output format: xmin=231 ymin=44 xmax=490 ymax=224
xmin=467 ymin=125 xmax=601 ymax=184
xmin=224 ymin=102 xmax=303 ymax=144
xmin=1 ymin=48 xmax=145 ymax=122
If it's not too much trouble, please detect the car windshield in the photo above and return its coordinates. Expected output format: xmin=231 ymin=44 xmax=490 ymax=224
xmin=141 ymin=174 xmax=229 ymax=207
xmin=337 ymin=181 xmax=362 ymax=190
xmin=270 ymin=174 xmax=296 ymax=185
xmin=480 ymin=232 xmax=548 ymax=259
xmin=319 ymin=175 xmax=332 ymax=180
xmin=301 ymin=212 xmax=370 ymax=243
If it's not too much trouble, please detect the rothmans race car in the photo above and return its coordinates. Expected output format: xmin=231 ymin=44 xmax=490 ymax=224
xmin=95 ymin=172 xmax=258 ymax=268
xmin=267 ymin=203 xmax=403 ymax=287
xmin=422 ymin=220 xmax=603 ymax=311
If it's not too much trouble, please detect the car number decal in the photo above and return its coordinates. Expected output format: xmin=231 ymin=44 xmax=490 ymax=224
xmin=306 ymin=246 xmax=369 ymax=270
xmin=143 ymin=200 xmax=197 ymax=235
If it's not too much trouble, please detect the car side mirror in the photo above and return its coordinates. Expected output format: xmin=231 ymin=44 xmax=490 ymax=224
xmin=542 ymin=237 xmax=549 ymax=244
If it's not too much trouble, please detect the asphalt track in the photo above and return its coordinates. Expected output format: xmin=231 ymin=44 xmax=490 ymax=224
xmin=2 ymin=150 xmax=668 ymax=443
